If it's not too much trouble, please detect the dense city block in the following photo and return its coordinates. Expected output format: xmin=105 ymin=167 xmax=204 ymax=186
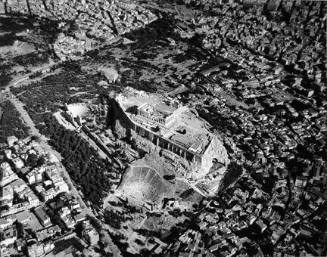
xmin=0 ymin=0 xmax=326 ymax=256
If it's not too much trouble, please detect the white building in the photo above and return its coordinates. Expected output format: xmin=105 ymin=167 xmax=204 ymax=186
xmin=0 ymin=226 xmax=17 ymax=247
xmin=0 ymin=186 xmax=13 ymax=202
xmin=12 ymin=157 xmax=24 ymax=169
xmin=0 ymin=162 xmax=17 ymax=187
xmin=7 ymin=136 xmax=18 ymax=147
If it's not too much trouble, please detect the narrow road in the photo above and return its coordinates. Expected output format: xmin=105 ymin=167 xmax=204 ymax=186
xmin=1 ymin=58 xmax=122 ymax=256
xmin=11 ymin=94 xmax=94 ymax=217
xmin=2 ymin=64 xmax=97 ymax=219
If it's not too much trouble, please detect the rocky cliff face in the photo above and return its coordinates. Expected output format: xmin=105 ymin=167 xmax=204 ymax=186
xmin=201 ymin=136 xmax=229 ymax=175
xmin=0 ymin=0 xmax=157 ymax=60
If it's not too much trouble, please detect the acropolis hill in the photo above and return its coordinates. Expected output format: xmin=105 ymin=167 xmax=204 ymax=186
xmin=114 ymin=88 xmax=230 ymax=184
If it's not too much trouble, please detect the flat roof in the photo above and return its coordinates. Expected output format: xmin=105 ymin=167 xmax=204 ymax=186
xmin=34 ymin=206 xmax=49 ymax=221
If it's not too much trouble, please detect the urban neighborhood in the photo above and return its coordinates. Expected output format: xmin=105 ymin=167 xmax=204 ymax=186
xmin=0 ymin=0 xmax=326 ymax=256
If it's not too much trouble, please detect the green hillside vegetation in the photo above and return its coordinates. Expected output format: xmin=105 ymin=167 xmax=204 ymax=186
xmin=0 ymin=100 xmax=29 ymax=143
xmin=43 ymin=114 xmax=122 ymax=208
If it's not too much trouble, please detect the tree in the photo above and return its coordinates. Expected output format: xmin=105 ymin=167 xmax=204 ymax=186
xmin=37 ymin=155 xmax=46 ymax=166
xmin=26 ymin=153 xmax=39 ymax=167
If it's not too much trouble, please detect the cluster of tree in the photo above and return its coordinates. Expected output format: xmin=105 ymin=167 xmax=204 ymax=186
xmin=0 ymin=101 xmax=29 ymax=143
xmin=98 ymin=229 xmax=123 ymax=257
xmin=43 ymin=114 xmax=118 ymax=207
xmin=25 ymin=152 xmax=46 ymax=168
xmin=0 ymin=63 xmax=12 ymax=89
xmin=12 ymin=51 xmax=49 ymax=67
xmin=11 ymin=64 xmax=106 ymax=130
xmin=103 ymin=209 xmax=125 ymax=229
